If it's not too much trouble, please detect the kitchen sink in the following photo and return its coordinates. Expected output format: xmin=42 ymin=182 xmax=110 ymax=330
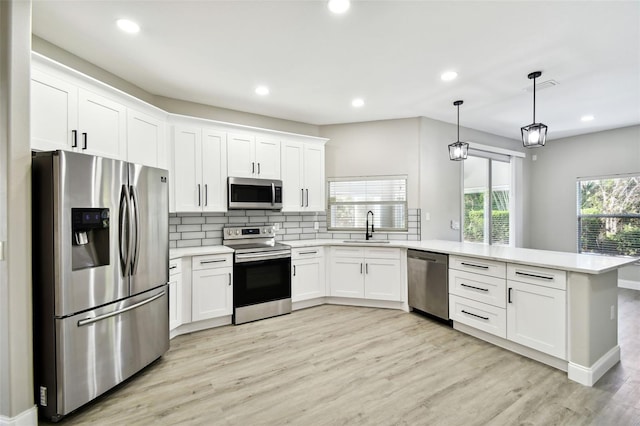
xmin=342 ymin=240 xmax=390 ymax=244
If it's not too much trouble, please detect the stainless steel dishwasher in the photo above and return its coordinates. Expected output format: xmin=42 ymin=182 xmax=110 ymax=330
xmin=408 ymin=250 xmax=449 ymax=321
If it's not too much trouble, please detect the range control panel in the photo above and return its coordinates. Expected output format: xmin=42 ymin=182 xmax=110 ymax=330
xmin=223 ymin=225 xmax=275 ymax=240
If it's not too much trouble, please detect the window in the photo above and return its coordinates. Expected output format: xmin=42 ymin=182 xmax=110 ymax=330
xmin=327 ymin=176 xmax=407 ymax=231
xmin=577 ymin=174 xmax=640 ymax=257
xmin=463 ymin=153 xmax=513 ymax=245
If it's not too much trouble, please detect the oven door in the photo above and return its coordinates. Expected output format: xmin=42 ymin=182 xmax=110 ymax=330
xmin=233 ymin=256 xmax=291 ymax=308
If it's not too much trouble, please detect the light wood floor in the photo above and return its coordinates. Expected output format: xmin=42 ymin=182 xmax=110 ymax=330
xmin=46 ymin=289 xmax=640 ymax=425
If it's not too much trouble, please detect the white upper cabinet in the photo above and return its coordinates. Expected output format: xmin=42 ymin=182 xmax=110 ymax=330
xmin=31 ymin=69 xmax=78 ymax=152
xmin=172 ymin=125 xmax=227 ymax=213
xmin=281 ymin=140 xmax=325 ymax=212
xmin=127 ymin=109 xmax=166 ymax=168
xmin=77 ymin=88 xmax=127 ymax=159
xmin=227 ymin=133 xmax=280 ymax=179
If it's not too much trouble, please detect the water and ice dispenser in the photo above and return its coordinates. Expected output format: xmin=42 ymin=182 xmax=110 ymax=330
xmin=71 ymin=208 xmax=110 ymax=270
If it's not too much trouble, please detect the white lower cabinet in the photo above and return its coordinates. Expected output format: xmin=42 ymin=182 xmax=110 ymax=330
xmin=191 ymin=254 xmax=233 ymax=322
xmin=506 ymin=264 xmax=567 ymax=359
xmin=329 ymin=247 xmax=402 ymax=302
xmin=168 ymin=259 xmax=183 ymax=331
xmin=292 ymin=247 xmax=325 ymax=302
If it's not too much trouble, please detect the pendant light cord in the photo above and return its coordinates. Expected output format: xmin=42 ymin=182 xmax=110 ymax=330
xmin=532 ymin=76 xmax=536 ymax=124
xmin=457 ymin=104 xmax=460 ymax=141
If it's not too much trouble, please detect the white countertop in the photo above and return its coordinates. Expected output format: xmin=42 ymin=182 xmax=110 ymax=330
xmin=170 ymin=239 xmax=637 ymax=274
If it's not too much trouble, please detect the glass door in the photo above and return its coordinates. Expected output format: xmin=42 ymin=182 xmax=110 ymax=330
xmin=463 ymin=155 xmax=512 ymax=245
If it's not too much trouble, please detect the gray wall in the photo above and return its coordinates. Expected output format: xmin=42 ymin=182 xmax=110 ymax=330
xmin=32 ymin=36 xmax=320 ymax=137
xmin=528 ymin=125 xmax=640 ymax=281
xmin=321 ymin=118 xmax=421 ymax=208
xmin=1 ymin=0 xmax=34 ymax=419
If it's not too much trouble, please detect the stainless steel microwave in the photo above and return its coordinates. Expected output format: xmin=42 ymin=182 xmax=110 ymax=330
xmin=228 ymin=177 xmax=283 ymax=210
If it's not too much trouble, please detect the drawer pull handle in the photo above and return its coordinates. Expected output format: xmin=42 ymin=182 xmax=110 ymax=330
xmin=299 ymin=250 xmax=317 ymax=255
xmin=169 ymin=265 xmax=177 ymax=270
xmin=461 ymin=262 xmax=489 ymax=270
xmin=515 ymin=271 xmax=553 ymax=280
xmin=460 ymin=283 xmax=489 ymax=292
xmin=200 ymin=259 xmax=227 ymax=264
xmin=462 ymin=310 xmax=489 ymax=321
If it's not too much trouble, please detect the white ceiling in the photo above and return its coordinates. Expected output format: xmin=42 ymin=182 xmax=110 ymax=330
xmin=31 ymin=0 xmax=640 ymax=141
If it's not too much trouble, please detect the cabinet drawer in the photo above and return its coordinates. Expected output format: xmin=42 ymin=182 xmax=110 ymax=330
xmin=449 ymin=269 xmax=506 ymax=308
xmin=332 ymin=246 xmax=364 ymax=258
xmin=169 ymin=259 xmax=182 ymax=276
xmin=507 ymin=264 xmax=566 ymax=291
xmin=292 ymin=247 xmax=323 ymax=260
xmin=364 ymin=247 xmax=400 ymax=259
xmin=449 ymin=295 xmax=506 ymax=338
xmin=192 ymin=253 xmax=233 ymax=271
xmin=450 ymin=255 xmax=506 ymax=279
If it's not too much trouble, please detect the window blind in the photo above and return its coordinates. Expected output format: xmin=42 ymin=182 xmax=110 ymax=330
xmin=327 ymin=176 xmax=408 ymax=231
xmin=577 ymin=174 xmax=640 ymax=257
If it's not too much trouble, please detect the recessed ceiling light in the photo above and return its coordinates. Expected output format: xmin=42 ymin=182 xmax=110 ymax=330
xmin=116 ymin=19 xmax=140 ymax=34
xmin=352 ymin=98 xmax=364 ymax=108
xmin=255 ymin=86 xmax=270 ymax=96
xmin=328 ymin=0 xmax=350 ymax=14
xmin=441 ymin=71 xmax=458 ymax=82
xmin=581 ymin=115 xmax=595 ymax=122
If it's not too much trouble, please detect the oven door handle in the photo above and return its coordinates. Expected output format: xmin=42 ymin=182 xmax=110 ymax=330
xmin=235 ymin=250 xmax=291 ymax=263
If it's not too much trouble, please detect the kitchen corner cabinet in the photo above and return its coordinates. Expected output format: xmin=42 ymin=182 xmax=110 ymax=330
xmin=169 ymin=259 xmax=183 ymax=331
xmin=191 ymin=254 xmax=233 ymax=321
xmin=31 ymin=69 xmax=127 ymax=160
xmin=227 ymin=133 xmax=280 ymax=179
xmin=281 ymin=141 xmax=325 ymax=212
xmin=127 ymin=109 xmax=166 ymax=168
xmin=329 ymin=247 xmax=402 ymax=301
xmin=172 ymin=126 xmax=227 ymax=212
xmin=506 ymin=264 xmax=567 ymax=359
xmin=292 ymin=247 xmax=325 ymax=302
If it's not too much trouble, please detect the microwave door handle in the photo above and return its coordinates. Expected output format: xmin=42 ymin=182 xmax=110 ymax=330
xmin=119 ymin=185 xmax=131 ymax=276
xmin=130 ymin=185 xmax=140 ymax=275
xmin=271 ymin=182 xmax=275 ymax=206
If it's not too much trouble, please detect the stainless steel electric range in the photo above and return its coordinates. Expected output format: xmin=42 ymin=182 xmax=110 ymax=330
xmin=223 ymin=225 xmax=291 ymax=324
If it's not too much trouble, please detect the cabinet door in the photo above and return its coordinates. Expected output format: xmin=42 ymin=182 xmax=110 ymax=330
xmin=77 ymin=88 xmax=127 ymax=159
xmin=201 ymin=129 xmax=227 ymax=212
xmin=330 ymin=257 xmax=364 ymax=298
xmin=281 ymin=141 xmax=304 ymax=211
xmin=255 ymin=137 xmax=281 ymax=179
xmin=127 ymin=109 xmax=164 ymax=167
xmin=173 ymin=126 xmax=203 ymax=212
xmin=365 ymin=258 xmax=402 ymax=301
xmin=31 ymin=69 xmax=78 ymax=152
xmin=227 ymin=133 xmax=255 ymax=178
xmin=292 ymin=257 xmax=325 ymax=302
xmin=191 ymin=268 xmax=233 ymax=321
xmin=506 ymin=280 xmax=566 ymax=359
xmin=303 ymin=144 xmax=325 ymax=211
xmin=169 ymin=273 xmax=182 ymax=331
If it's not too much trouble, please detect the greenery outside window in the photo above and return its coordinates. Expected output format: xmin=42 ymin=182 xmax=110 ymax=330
xmin=327 ymin=176 xmax=408 ymax=231
xmin=577 ymin=174 xmax=640 ymax=257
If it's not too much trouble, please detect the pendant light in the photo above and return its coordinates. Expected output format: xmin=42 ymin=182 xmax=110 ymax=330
xmin=520 ymin=71 xmax=548 ymax=148
xmin=448 ymin=100 xmax=468 ymax=161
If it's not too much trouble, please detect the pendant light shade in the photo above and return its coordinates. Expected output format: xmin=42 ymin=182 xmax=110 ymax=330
xmin=448 ymin=100 xmax=468 ymax=161
xmin=521 ymin=71 xmax=548 ymax=148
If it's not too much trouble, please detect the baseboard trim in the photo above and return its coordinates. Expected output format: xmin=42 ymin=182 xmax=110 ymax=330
xmin=619 ymin=279 xmax=640 ymax=291
xmin=568 ymin=345 xmax=621 ymax=387
xmin=0 ymin=405 xmax=37 ymax=426
xmin=170 ymin=315 xmax=232 ymax=339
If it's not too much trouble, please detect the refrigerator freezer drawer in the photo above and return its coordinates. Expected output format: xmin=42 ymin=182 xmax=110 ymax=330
xmin=46 ymin=287 xmax=169 ymax=419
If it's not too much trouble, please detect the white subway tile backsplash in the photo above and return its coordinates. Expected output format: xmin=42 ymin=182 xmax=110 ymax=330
xmin=170 ymin=208 xmax=421 ymax=247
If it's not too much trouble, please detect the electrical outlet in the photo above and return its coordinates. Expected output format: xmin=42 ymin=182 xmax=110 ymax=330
xmin=425 ymin=212 xmax=431 ymax=221
xmin=274 ymin=223 xmax=281 ymax=231
xmin=610 ymin=305 xmax=615 ymax=320
xmin=314 ymin=221 xmax=319 ymax=231
xmin=450 ymin=220 xmax=460 ymax=230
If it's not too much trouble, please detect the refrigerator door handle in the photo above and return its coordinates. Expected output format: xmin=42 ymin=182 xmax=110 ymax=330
xmin=77 ymin=291 xmax=166 ymax=327
xmin=130 ymin=185 xmax=140 ymax=275
xmin=119 ymin=185 xmax=132 ymax=276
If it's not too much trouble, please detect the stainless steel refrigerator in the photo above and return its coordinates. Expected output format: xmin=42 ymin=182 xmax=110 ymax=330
xmin=32 ymin=150 xmax=169 ymax=422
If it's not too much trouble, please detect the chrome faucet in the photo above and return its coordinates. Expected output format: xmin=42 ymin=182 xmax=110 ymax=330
xmin=365 ymin=210 xmax=374 ymax=240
